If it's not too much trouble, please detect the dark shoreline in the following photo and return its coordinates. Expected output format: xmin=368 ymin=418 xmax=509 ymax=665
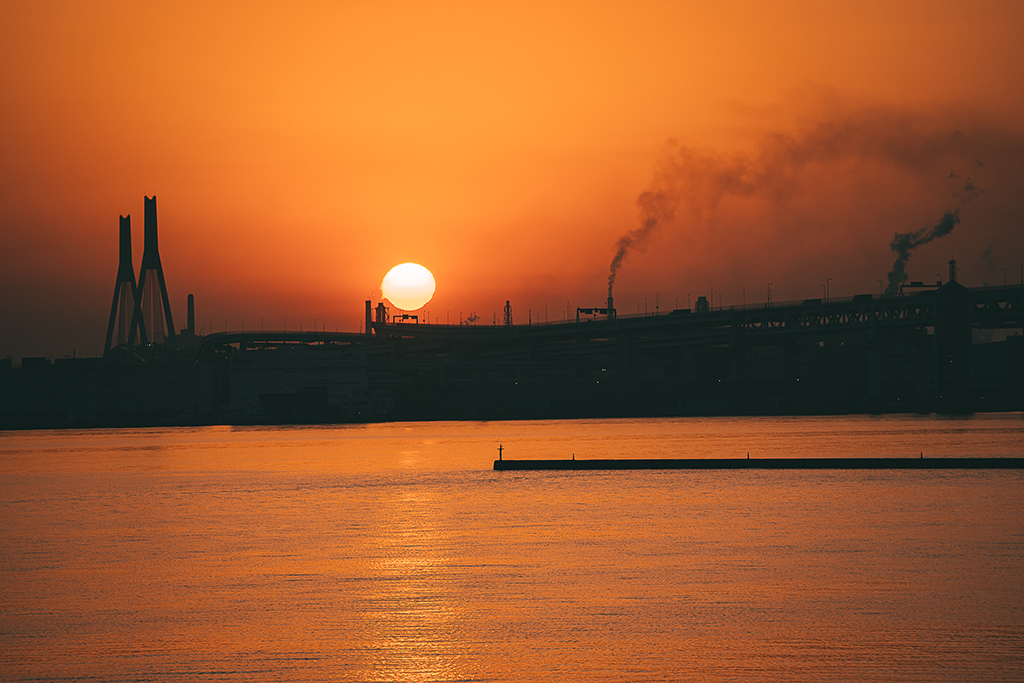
xmin=494 ymin=457 xmax=1024 ymax=471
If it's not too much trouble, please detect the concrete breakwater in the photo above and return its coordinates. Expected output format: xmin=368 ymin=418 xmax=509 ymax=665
xmin=494 ymin=457 xmax=1024 ymax=471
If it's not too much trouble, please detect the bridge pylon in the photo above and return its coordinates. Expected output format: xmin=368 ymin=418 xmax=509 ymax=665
xmin=130 ymin=196 xmax=176 ymax=348
xmin=103 ymin=214 xmax=144 ymax=355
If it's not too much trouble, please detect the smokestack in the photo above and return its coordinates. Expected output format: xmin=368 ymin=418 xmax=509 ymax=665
xmin=607 ymin=296 xmax=615 ymax=320
xmin=130 ymin=196 xmax=176 ymax=346
xmin=365 ymin=300 xmax=372 ymax=335
xmin=948 ymin=258 xmax=957 ymax=284
xmin=187 ymin=294 xmax=195 ymax=335
xmin=103 ymin=214 xmax=144 ymax=355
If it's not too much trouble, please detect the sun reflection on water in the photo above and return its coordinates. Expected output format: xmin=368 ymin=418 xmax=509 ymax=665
xmin=357 ymin=488 xmax=465 ymax=682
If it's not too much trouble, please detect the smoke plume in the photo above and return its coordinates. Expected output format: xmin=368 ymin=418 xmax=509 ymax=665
xmin=882 ymin=174 xmax=980 ymax=294
xmin=608 ymin=191 xmax=675 ymax=297
xmin=884 ymin=210 xmax=960 ymax=295
xmin=604 ymin=101 xmax=999 ymax=299
xmin=606 ymin=147 xmax=760 ymax=297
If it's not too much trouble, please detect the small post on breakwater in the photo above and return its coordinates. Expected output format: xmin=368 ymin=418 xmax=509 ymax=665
xmin=498 ymin=444 xmax=503 ymax=461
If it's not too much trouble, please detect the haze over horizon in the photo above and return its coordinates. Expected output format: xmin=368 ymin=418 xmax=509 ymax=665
xmin=2 ymin=1 xmax=1023 ymax=360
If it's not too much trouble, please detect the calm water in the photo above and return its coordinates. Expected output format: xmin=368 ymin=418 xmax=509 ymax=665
xmin=1 ymin=415 xmax=1022 ymax=681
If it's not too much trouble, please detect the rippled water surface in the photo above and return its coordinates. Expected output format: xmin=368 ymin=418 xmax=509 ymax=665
xmin=2 ymin=415 xmax=1023 ymax=681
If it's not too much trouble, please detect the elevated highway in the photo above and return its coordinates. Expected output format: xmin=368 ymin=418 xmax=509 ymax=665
xmin=194 ymin=283 xmax=1023 ymax=360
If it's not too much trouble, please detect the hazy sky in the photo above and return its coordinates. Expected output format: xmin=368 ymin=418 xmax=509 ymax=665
xmin=2 ymin=1 xmax=1023 ymax=358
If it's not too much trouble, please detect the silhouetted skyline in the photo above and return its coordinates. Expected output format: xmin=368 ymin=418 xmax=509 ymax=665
xmin=2 ymin=3 xmax=1023 ymax=360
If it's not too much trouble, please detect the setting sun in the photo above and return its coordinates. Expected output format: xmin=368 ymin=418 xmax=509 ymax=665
xmin=381 ymin=263 xmax=436 ymax=310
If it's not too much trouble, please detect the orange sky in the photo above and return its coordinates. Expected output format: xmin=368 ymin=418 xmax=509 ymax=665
xmin=2 ymin=1 xmax=1023 ymax=358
